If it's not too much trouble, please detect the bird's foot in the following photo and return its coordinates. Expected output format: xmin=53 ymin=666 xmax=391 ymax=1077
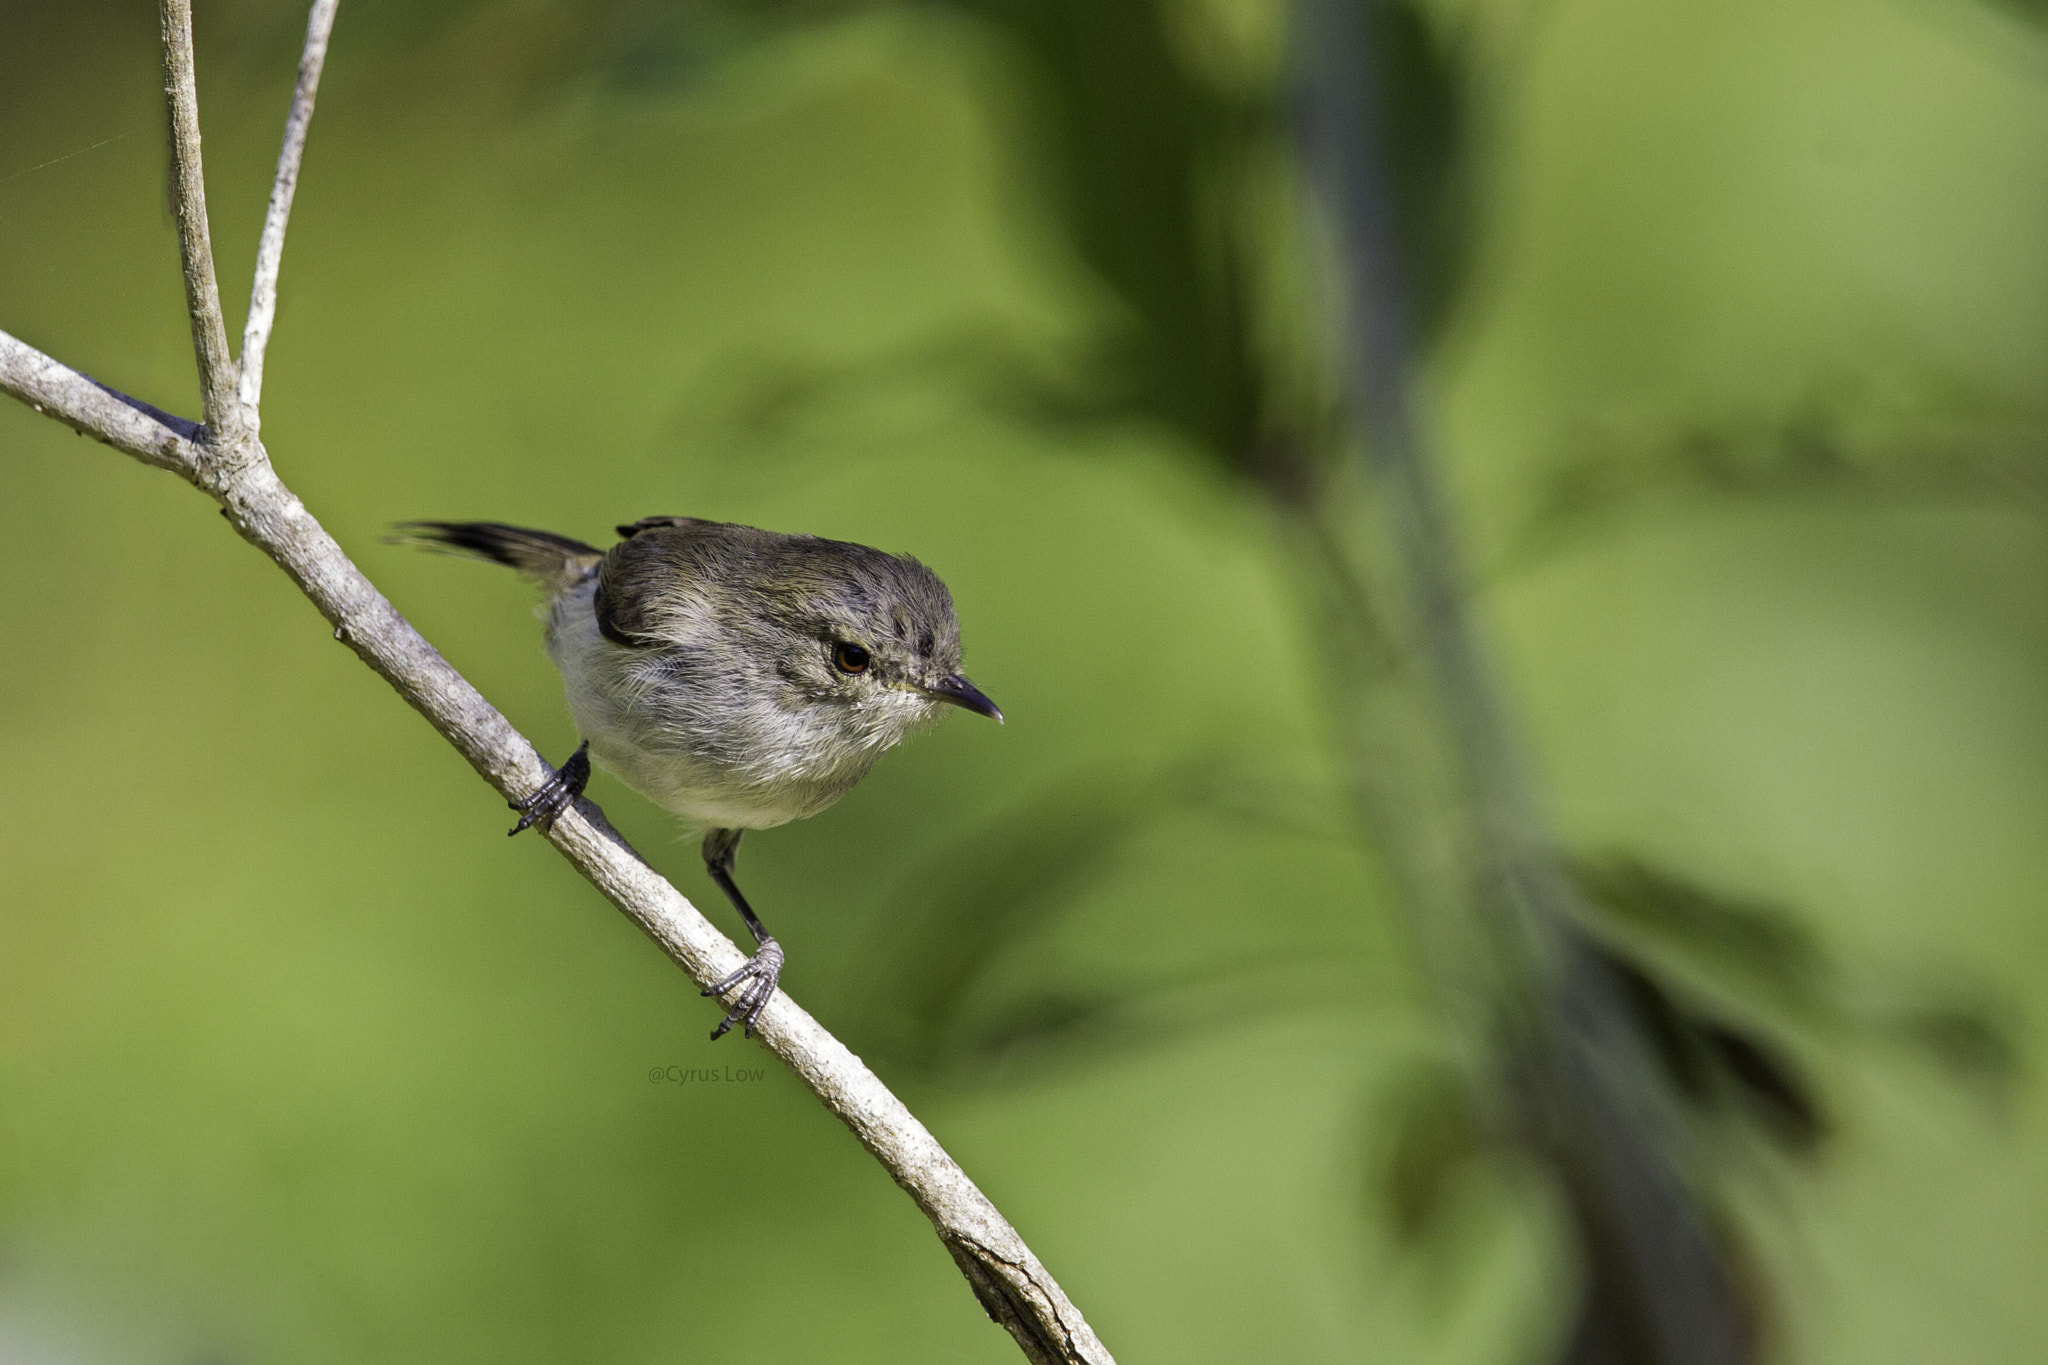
xmin=508 ymin=741 xmax=591 ymax=835
xmin=702 ymin=938 xmax=784 ymax=1041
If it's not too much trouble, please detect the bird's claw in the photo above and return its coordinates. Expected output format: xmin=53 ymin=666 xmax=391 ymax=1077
xmin=702 ymin=938 xmax=784 ymax=1040
xmin=509 ymin=741 xmax=590 ymax=835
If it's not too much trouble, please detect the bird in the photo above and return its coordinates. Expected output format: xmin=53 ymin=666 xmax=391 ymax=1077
xmin=396 ymin=516 xmax=1004 ymax=1039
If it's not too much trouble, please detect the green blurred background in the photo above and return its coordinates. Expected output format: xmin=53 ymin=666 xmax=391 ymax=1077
xmin=3 ymin=0 xmax=2046 ymax=1361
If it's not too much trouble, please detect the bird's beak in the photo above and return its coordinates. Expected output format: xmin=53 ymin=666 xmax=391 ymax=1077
xmin=928 ymin=674 xmax=1004 ymax=723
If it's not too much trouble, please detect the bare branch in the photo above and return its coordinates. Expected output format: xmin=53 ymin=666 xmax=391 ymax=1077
xmin=238 ymin=0 xmax=338 ymax=425
xmin=2 ymin=13 xmax=1116 ymax=1356
xmin=0 ymin=354 xmax=1114 ymax=1361
xmin=159 ymin=0 xmax=242 ymax=444
xmin=0 ymin=330 xmax=203 ymax=473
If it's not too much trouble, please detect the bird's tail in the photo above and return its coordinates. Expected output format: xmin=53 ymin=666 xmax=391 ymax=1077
xmin=391 ymin=521 xmax=603 ymax=592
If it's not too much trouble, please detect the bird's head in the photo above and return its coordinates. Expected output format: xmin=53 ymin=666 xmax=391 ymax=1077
xmin=591 ymin=518 xmax=1003 ymax=782
xmin=747 ymin=538 xmax=1003 ymax=739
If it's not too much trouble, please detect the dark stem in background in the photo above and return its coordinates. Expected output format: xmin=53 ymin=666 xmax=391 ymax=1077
xmin=1291 ymin=2 xmax=1752 ymax=1362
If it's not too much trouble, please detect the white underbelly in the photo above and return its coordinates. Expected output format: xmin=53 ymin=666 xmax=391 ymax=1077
xmin=587 ymin=735 xmax=811 ymax=831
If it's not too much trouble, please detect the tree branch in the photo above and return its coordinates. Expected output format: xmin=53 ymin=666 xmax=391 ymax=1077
xmin=159 ymin=0 xmax=242 ymax=445
xmin=0 ymin=330 xmax=202 ymax=473
xmin=238 ymin=0 xmax=337 ymax=425
xmin=0 ymin=5 xmax=1116 ymax=1361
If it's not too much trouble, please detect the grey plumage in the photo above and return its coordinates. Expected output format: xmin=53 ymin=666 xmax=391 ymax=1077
xmin=396 ymin=515 xmax=1003 ymax=1038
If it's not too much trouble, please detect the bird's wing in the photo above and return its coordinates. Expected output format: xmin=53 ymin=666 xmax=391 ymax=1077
xmin=614 ymin=515 xmax=713 ymax=540
xmin=593 ymin=518 xmax=744 ymax=647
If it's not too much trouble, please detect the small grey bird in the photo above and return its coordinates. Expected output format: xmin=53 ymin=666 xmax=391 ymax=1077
xmin=398 ymin=516 xmax=1003 ymax=1039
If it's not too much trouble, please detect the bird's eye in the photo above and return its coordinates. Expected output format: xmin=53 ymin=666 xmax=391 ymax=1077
xmin=833 ymin=641 xmax=871 ymax=674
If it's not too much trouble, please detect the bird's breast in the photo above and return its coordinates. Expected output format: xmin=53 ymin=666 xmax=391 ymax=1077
xmin=543 ymin=582 xmax=915 ymax=829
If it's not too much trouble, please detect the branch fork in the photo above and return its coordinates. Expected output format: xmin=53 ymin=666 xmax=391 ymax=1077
xmin=0 ymin=5 xmax=1112 ymax=1362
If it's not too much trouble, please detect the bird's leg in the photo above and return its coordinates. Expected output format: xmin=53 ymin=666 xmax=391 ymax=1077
xmin=507 ymin=741 xmax=591 ymax=835
xmin=699 ymin=827 xmax=784 ymax=1041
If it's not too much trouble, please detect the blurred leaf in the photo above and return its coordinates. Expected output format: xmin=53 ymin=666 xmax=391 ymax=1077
xmin=1887 ymin=997 xmax=2023 ymax=1113
xmin=950 ymin=984 xmax=1132 ymax=1060
xmin=1597 ymin=943 xmax=1829 ymax=1156
xmin=1572 ymin=857 xmax=1831 ymax=1017
xmin=1893 ymin=1002 xmax=2019 ymax=1084
xmin=853 ymin=759 xmax=1191 ymax=1073
xmin=1374 ymin=1060 xmax=1491 ymax=1244
xmin=1976 ymin=0 xmax=2048 ymax=24
xmin=661 ymin=321 xmax=1119 ymax=473
xmin=1698 ymin=1021 xmax=1827 ymax=1153
xmin=954 ymin=0 xmax=1271 ymax=460
xmin=916 ymin=0 xmax=1476 ymax=480
xmin=1601 ymin=945 xmax=1715 ymax=1104
xmin=1578 ymin=858 xmax=2026 ymax=1141
xmin=1575 ymin=858 xmax=1836 ymax=1150
xmin=852 ymin=749 xmax=1347 ymax=1077
xmin=1518 ymin=388 xmax=2048 ymax=564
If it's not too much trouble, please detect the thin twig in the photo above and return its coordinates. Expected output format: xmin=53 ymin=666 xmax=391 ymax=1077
xmin=0 ymin=10 xmax=1114 ymax=1361
xmin=239 ymin=0 xmax=338 ymax=425
xmin=0 ymin=330 xmax=1113 ymax=1365
xmin=159 ymin=0 xmax=242 ymax=445
xmin=0 ymin=331 xmax=201 ymax=473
